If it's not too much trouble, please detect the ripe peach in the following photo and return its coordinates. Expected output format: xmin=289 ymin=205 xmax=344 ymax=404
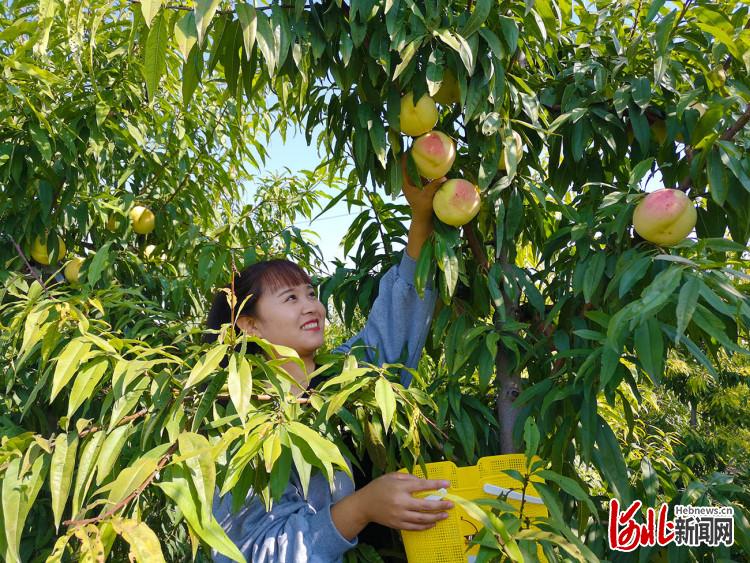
xmin=129 ymin=205 xmax=155 ymax=235
xmin=432 ymin=179 xmax=481 ymax=227
xmin=633 ymin=189 xmax=697 ymax=246
xmin=411 ymin=131 xmax=456 ymax=179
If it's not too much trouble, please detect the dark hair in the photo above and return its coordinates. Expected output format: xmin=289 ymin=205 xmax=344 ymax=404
xmin=203 ymin=259 xmax=312 ymax=344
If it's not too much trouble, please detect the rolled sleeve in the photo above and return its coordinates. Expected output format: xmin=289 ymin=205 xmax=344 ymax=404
xmin=335 ymin=252 xmax=437 ymax=386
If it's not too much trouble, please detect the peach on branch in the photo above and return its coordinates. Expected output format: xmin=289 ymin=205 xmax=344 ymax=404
xmin=129 ymin=205 xmax=155 ymax=235
xmin=400 ymin=93 xmax=438 ymax=137
xmin=411 ymin=131 xmax=456 ymax=179
xmin=432 ymin=179 xmax=481 ymax=227
xmin=433 ymin=69 xmax=460 ymax=106
xmin=64 ymin=256 xmax=84 ymax=284
xmin=30 ymin=234 xmax=66 ymax=265
xmin=633 ymin=189 xmax=697 ymax=246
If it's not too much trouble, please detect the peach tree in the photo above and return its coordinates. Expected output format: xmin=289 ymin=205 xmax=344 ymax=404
xmin=1 ymin=0 xmax=750 ymax=561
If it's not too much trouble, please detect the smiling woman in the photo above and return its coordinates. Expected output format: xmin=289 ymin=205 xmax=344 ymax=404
xmin=205 ymin=174 xmax=454 ymax=562
xmin=204 ymin=259 xmax=326 ymax=383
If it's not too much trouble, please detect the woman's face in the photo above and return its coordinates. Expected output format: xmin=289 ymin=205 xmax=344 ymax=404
xmin=239 ymin=281 xmax=326 ymax=360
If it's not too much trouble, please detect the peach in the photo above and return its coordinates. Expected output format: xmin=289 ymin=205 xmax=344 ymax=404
xmin=30 ymin=235 xmax=66 ymax=265
xmin=633 ymin=189 xmax=697 ymax=246
xmin=432 ymin=179 xmax=481 ymax=227
xmin=411 ymin=131 xmax=456 ymax=179
xmin=64 ymin=256 xmax=84 ymax=283
xmin=433 ymin=70 xmax=460 ymax=106
xmin=129 ymin=205 xmax=155 ymax=235
xmin=400 ymin=93 xmax=438 ymax=137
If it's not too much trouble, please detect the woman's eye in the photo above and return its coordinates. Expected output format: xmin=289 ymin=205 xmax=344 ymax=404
xmin=285 ymin=295 xmax=296 ymax=301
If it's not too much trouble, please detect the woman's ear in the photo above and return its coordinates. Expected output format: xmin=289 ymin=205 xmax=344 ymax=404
xmin=235 ymin=315 xmax=258 ymax=336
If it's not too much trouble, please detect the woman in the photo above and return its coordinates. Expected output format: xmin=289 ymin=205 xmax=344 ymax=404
xmin=209 ymin=171 xmax=454 ymax=562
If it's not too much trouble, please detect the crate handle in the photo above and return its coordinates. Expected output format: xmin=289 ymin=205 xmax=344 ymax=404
xmin=482 ymin=484 xmax=544 ymax=504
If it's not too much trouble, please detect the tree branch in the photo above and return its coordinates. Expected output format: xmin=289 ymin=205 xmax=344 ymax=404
xmin=64 ymin=442 xmax=178 ymax=529
xmin=10 ymin=236 xmax=48 ymax=293
xmin=77 ymin=409 xmax=149 ymax=439
xmin=462 ymin=219 xmax=488 ymax=272
xmin=720 ymin=103 xmax=750 ymax=141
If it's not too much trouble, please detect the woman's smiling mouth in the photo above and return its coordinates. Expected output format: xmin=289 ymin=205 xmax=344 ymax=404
xmin=301 ymin=320 xmax=320 ymax=331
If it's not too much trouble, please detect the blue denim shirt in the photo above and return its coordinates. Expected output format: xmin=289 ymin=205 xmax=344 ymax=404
xmin=213 ymin=252 xmax=437 ymax=562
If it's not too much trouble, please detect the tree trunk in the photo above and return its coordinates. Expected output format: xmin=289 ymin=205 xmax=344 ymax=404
xmin=496 ymin=349 xmax=522 ymax=453
xmin=690 ymin=401 xmax=697 ymax=428
xmin=494 ymin=254 xmax=522 ymax=454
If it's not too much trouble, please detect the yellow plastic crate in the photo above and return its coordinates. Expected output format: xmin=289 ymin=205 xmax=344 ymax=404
xmin=399 ymin=454 xmax=548 ymax=563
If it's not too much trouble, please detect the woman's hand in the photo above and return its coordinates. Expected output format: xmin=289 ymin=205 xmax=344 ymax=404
xmin=401 ymin=154 xmax=446 ymax=223
xmin=331 ymin=472 xmax=453 ymax=539
xmin=402 ymin=155 xmax=446 ymax=259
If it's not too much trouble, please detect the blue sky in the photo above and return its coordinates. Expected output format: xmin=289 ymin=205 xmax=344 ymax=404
xmin=257 ymin=127 xmax=408 ymax=267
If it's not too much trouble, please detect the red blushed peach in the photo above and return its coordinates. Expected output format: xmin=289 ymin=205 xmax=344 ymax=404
xmin=411 ymin=131 xmax=456 ymax=179
xmin=433 ymin=179 xmax=481 ymax=227
xmin=633 ymin=189 xmax=697 ymax=246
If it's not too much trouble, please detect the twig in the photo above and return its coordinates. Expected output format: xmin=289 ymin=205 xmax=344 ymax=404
xmin=64 ymin=443 xmax=178 ymax=529
xmin=255 ymin=393 xmax=310 ymax=404
xmin=77 ymin=409 xmax=149 ymax=439
xmin=462 ymin=220 xmax=488 ymax=272
xmin=10 ymin=236 xmax=48 ymax=292
xmin=629 ymin=0 xmax=643 ymax=41
xmin=720 ymin=103 xmax=750 ymax=141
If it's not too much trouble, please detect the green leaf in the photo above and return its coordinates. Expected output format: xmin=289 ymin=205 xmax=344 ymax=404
xmin=174 ymin=11 xmax=198 ymax=61
xmin=67 ymin=357 xmax=110 ymax=418
xmin=393 ymin=38 xmax=421 ymax=79
xmin=537 ymin=469 xmax=597 ymax=516
xmin=195 ymin=0 xmax=221 ymax=47
xmin=96 ymin=424 xmax=132 ymax=485
xmin=675 ymin=274 xmax=700 ymax=341
xmin=236 ymin=3 xmax=257 ymax=60
xmin=1 ymin=453 xmax=50 ymax=563
xmin=29 ymin=124 xmax=53 ymax=161
xmin=523 ymin=417 xmax=539 ymax=459
xmin=706 ymin=146 xmax=728 ymax=206
xmin=583 ymin=252 xmax=606 ymax=303
xmin=630 ymin=77 xmax=651 ymax=109
xmin=255 ymin=12 xmax=277 ymax=73
xmin=182 ymin=46 xmax=203 ymax=106
xmin=111 ymin=518 xmax=166 ymax=563
xmin=461 ymin=0 xmax=492 ymax=37
xmin=178 ymin=433 xmax=216 ymax=524
xmin=144 ymin=10 xmax=169 ymax=101
xmin=157 ymin=466 xmax=247 ymax=563
xmin=100 ymin=456 xmax=159 ymax=507
xmin=85 ymin=241 xmax=111 ymax=287
xmin=50 ymin=431 xmax=79 ymax=531
xmin=435 ymin=30 xmax=474 ymax=74
xmin=227 ymin=355 xmax=253 ymax=423
xmin=633 ymin=317 xmax=663 ymax=384
xmin=51 ymin=339 xmax=93 ymax=402
xmin=72 ymin=431 xmax=106 ymax=519
xmin=140 ymin=0 xmax=162 ymax=27
xmin=184 ymin=344 xmax=228 ymax=390
xmin=593 ymin=417 xmax=632 ymax=505
xmin=287 ymin=421 xmax=350 ymax=478
xmin=374 ymin=377 xmax=397 ymax=432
